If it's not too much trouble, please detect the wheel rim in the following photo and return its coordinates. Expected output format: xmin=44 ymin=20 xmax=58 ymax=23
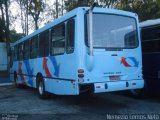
xmin=38 ymin=81 xmax=43 ymax=95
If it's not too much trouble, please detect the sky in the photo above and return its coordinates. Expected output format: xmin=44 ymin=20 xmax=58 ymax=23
xmin=9 ymin=0 xmax=63 ymax=34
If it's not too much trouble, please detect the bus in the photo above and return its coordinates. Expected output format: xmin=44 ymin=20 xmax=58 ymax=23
xmin=140 ymin=19 xmax=160 ymax=95
xmin=10 ymin=5 xmax=144 ymax=99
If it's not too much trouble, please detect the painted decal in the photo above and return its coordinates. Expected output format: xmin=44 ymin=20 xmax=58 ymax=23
xmin=24 ymin=60 xmax=34 ymax=86
xmin=121 ymin=57 xmax=131 ymax=67
xmin=49 ymin=56 xmax=60 ymax=77
xmin=128 ymin=57 xmax=139 ymax=67
xmin=18 ymin=62 xmax=26 ymax=85
xmin=43 ymin=57 xmax=52 ymax=77
xmin=121 ymin=57 xmax=139 ymax=67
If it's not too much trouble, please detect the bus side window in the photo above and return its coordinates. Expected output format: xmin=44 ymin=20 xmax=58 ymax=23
xmin=39 ymin=31 xmax=49 ymax=57
xmin=51 ymin=23 xmax=65 ymax=55
xmin=142 ymin=26 xmax=160 ymax=53
xmin=18 ymin=43 xmax=24 ymax=61
xmin=14 ymin=45 xmax=18 ymax=61
xmin=23 ymin=40 xmax=30 ymax=60
xmin=66 ymin=19 xmax=75 ymax=54
xmin=30 ymin=36 xmax=38 ymax=59
xmin=10 ymin=49 xmax=14 ymax=68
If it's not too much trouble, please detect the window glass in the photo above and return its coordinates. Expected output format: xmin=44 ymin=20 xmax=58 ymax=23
xmin=18 ymin=43 xmax=23 ymax=60
xmin=30 ymin=36 xmax=38 ymax=59
xmin=14 ymin=45 xmax=18 ymax=61
xmin=39 ymin=31 xmax=49 ymax=57
xmin=142 ymin=26 xmax=160 ymax=53
xmin=23 ymin=40 xmax=30 ymax=59
xmin=85 ymin=14 xmax=138 ymax=49
xmin=142 ymin=26 xmax=160 ymax=41
xmin=51 ymin=23 xmax=65 ymax=55
xmin=66 ymin=19 xmax=75 ymax=53
xmin=142 ymin=40 xmax=160 ymax=53
xmin=10 ymin=49 xmax=14 ymax=67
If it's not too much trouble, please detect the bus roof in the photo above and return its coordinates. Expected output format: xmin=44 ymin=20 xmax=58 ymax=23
xmin=140 ymin=18 xmax=160 ymax=28
xmin=13 ymin=7 xmax=137 ymax=46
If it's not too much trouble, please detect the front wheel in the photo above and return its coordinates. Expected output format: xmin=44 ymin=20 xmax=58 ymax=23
xmin=37 ymin=77 xmax=49 ymax=99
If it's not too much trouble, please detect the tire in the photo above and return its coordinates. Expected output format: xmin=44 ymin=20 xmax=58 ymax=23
xmin=37 ymin=76 xmax=49 ymax=99
xmin=14 ymin=74 xmax=19 ymax=88
xmin=129 ymin=82 xmax=148 ymax=98
xmin=130 ymin=89 xmax=143 ymax=97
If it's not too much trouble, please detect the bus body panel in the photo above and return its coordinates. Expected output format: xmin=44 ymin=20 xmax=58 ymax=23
xmin=143 ymin=53 xmax=160 ymax=94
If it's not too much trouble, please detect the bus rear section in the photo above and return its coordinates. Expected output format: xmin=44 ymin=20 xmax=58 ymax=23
xmin=10 ymin=7 xmax=144 ymax=97
xmin=78 ymin=9 xmax=144 ymax=94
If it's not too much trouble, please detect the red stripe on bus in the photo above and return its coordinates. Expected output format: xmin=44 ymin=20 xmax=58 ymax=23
xmin=18 ymin=62 xmax=26 ymax=85
xmin=43 ymin=57 xmax=52 ymax=78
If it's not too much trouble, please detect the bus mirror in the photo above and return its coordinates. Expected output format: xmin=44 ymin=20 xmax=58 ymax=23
xmin=90 ymin=2 xmax=97 ymax=11
xmin=88 ymin=2 xmax=97 ymax=56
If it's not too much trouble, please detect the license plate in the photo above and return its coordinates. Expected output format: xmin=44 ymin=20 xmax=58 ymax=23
xmin=109 ymin=76 xmax=120 ymax=80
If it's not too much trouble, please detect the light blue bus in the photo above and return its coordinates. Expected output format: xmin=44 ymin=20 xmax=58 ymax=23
xmin=10 ymin=6 xmax=144 ymax=99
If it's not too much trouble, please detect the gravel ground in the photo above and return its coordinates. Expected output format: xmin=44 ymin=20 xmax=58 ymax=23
xmin=0 ymin=85 xmax=160 ymax=120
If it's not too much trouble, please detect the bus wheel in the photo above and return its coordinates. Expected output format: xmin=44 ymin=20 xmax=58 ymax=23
xmin=129 ymin=82 xmax=148 ymax=98
xmin=130 ymin=89 xmax=142 ymax=95
xmin=37 ymin=77 xmax=49 ymax=99
xmin=14 ymin=74 xmax=19 ymax=88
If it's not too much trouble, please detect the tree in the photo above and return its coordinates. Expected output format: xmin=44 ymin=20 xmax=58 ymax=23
xmin=64 ymin=0 xmax=118 ymax=12
xmin=28 ymin=0 xmax=45 ymax=30
xmin=0 ymin=0 xmax=10 ymax=73
xmin=98 ymin=0 xmax=118 ymax=8
xmin=0 ymin=0 xmax=10 ymax=43
xmin=17 ymin=0 xmax=29 ymax=35
xmin=117 ymin=0 xmax=160 ymax=21
xmin=0 ymin=18 xmax=5 ymax=42
xmin=10 ymin=30 xmax=25 ymax=42
xmin=64 ymin=0 xmax=95 ymax=12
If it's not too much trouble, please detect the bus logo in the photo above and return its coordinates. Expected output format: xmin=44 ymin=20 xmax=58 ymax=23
xmin=121 ymin=57 xmax=139 ymax=67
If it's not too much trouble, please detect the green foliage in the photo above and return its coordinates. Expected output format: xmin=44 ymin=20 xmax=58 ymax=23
xmin=64 ymin=0 xmax=95 ymax=12
xmin=9 ymin=30 xmax=25 ymax=43
xmin=98 ymin=0 xmax=118 ymax=8
xmin=0 ymin=18 xmax=5 ymax=42
xmin=28 ymin=0 xmax=45 ymax=30
xmin=117 ymin=0 xmax=160 ymax=21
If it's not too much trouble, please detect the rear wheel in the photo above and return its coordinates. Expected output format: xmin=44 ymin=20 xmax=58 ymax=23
xmin=14 ymin=73 xmax=19 ymax=88
xmin=37 ymin=76 xmax=49 ymax=99
xmin=129 ymin=82 xmax=148 ymax=98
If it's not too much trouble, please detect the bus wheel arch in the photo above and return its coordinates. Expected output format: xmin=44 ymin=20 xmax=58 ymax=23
xmin=36 ymin=73 xmax=49 ymax=99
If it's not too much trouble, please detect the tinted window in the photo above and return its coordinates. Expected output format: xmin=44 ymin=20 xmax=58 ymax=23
xmin=39 ymin=31 xmax=49 ymax=57
xmin=142 ymin=25 xmax=160 ymax=41
xmin=86 ymin=14 xmax=138 ymax=49
xmin=66 ymin=19 xmax=75 ymax=54
xmin=30 ymin=36 xmax=38 ymax=59
xmin=51 ymin=23 xmax=65 ymax=55
xmin=142 ymin=40 xmax=160 ymax=53
xmin=23 ymin=40 xmax=30 ymax=59
xmin=10 ymin=49 xmax=14 ymax=67
xmin=142 ymin=25 xmax=160 ymax=53
xmin=14 ymin=45 xmax=18 ymax=61
xmin=18 ymin=43 xmax=23 ymax=60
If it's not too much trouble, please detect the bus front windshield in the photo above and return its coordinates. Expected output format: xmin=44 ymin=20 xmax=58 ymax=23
xmin=86 ymin=14 xmax=138 ymax=49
